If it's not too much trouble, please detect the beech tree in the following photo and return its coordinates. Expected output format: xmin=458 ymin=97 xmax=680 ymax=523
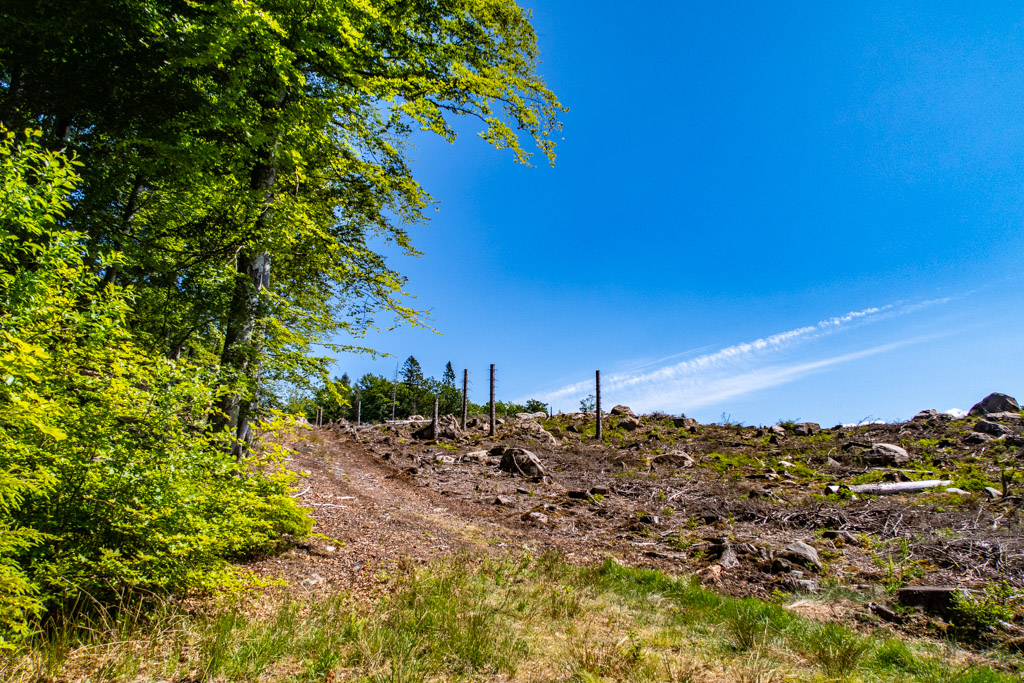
xmin=0 ymin=0 xmax=564 ymax=448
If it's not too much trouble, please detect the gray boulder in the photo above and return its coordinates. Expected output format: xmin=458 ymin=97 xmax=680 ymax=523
xmin=413 ymin=414 xmax=463 ymax=440
xmin=610 ymin=405 xmax=635 ymax=417
xmin=618 ymin=416 xmax=641 ymax=431
xmin=912 ymin=409 xmax=938 ymax=421
xmin=793 ymin=422 xmax=820 ymax=436
xmin=779 ymin=541 xmax=822 ymax=571
xmin=865 ymin=443 xmax=910 ymax=466
xmin=673 ymin=417 xmax=699 ymax=429
xmin=975 ymin=419 xmax=1007 ymax=436
xmin=969 ymin=393 xmax=1020 ymax=417
xmin=495 ymin=447 xmax=545 ymax=477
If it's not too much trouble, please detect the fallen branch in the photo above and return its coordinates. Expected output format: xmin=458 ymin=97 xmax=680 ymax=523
xmin=847 ymin=479 xmax=952 ymax=496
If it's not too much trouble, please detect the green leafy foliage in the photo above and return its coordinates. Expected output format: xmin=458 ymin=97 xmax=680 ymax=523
xmin=0 ymin=130 xmax=311 ymax=648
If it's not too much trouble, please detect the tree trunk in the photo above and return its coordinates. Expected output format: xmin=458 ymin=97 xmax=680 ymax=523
xmin=211 ymin=156 xmax=277 ymax=454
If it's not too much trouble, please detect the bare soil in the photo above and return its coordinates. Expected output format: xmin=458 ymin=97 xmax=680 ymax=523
xmin=246 ymin=409 xmax=1024 ymax=647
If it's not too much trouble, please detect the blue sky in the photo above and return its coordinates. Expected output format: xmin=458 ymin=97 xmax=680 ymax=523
xmin=329 ymin=1 xmax=1024 ymax=426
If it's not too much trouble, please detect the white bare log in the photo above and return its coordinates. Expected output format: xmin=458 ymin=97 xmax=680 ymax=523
xmin=847 ymin=479 xmax=952 ymax=496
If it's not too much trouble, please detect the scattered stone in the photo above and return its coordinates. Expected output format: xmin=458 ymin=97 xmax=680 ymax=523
xmin=673 ymin=417 xmax=699 ymax=429
xmin=300 ymin=573 xmax=326 ymax=588
xmin=944 ymin=487 xmax=970 ymax=495
xmin=464 ymin=450 xmax=491 ymax=463
xmin=495 ymin=447 xmax=545 ymax=477
xmin=780 ymin=541 xmax=822 ymax=571
xmin=610 ymin=405 xmax=635 ymax=417
xmin=521 ymin=511 xmax=549 ymax=524
xmin=912 ymin=409 xmax=938 ymax=421
xmin=824 ymin=457 xmax=842 ymax=468
xmin=516 ymin=487 xmax=531 ymax=495
xmin=697 ymin=564 xmax=723 ymax=586
xmin=988 ymin=411 xmax=1023 ymax=423
xmin=896 ymin=586 xmax=969 ymax=616
xmin=964 ymin=432 xmax=996 ymax=445
xmin=984 ymin=487 xmax=1003 ymax=500
xmin=865 ymin=443 xmax=910 ymax=466
xmin=619 ymin=416 xmax=642 ymax=431
xmin=793 ymin=422 xmax=820 ymax=437
xmin=969 ymin=393 xmax=1020 ymax=417
xmin=785 ymin=577 xmax=820 ymax=593
xmin=434 ymin=455 xmax=455 ymax=464
xmin=976 ymin=419 xmax=1008 ymax=436
xmin=767 ymin=425 xmax=787 ymax=437
xmin=770 ymin=558 xmax=793 ymax=574
xmin=515 ymin=411 xmax=547 ymax=420
xmin=715 ymin=544 xmax=740 ymax=569
xmin=413 ymin=414 xmax=464 ymax=441
xmin=493 ymin=496 xmax=513 ymax=506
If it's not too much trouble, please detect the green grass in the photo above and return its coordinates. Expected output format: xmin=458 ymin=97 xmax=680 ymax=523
xmin=2 ymin=553 xmax=1019 ymax=682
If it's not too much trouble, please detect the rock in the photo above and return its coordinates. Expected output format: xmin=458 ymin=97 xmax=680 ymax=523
xmin=779 ymin=541 xmax=822 ymax=571
xmin=434 ymin=455 xmax=455 ymax=465
xmin=673 ymin=417 xmax=699 ymax=429
xmin=515 ymin=411 xmax=547 ymax=420
xmin=785 ymin=577 xmax=820 ymax=593
xmin=896 ymin=586 xmax=968 ymax=616
xmin=567 ymin=490 xmax=589 ymax=500
xmin=793 ymin=422 xmax=821 ymax=437
xmin=715 ymin=544 xmax=740 ymax=569
xmin=618 ymin=416 xmax=641 ymax=431
xmin=976 ymin=419 xmax=1007 ymax=436
xmin=969 ymin=393 xmax=1020 ymax=417
xmin=944 ymin=487 xmax=971 ymax=495
xmin=638 ymin=514 xmax=660 ymax=526
xmin=988 ymin=411 xmax=1023 ymax=423
xmin=822 ymin=530 xmax=857 ymax=545
xmin=770 ymin=558 xmax=793 ymax=574
xmin=590 ymin=486 xmax=611 ymax=496
xmin=984 ymin=487 xmax=1003 ymax=500
xmin=413 ymin=414 xmax=463 ymax=440
xmin=493 ymin=496 xmax=513 ymax=506
xmin=521 ymin=511 xmax=548 ymax=524
xmin=408 ymin=414 xmax=425 ymax=421
xmin=300 ymin=573 xmax=326 ymax=588
xmin=964 ymin=432 xmax=995 ymax=444
xmin=495 ymin=447 xmax=545 ymax=477
xmin=464 ymin=450 xmax=491 ymax=463
xmin=865 ymin=443 xmax=910 ymax=466
xmin=912 ymin=409 xmax=938 ymax=421
xmin=516 ymin=487 xmax=530 ymax=495
xmin=610 ymin=405 xmax=635 ymax=417
xmin=767 ymin=425 xmax=787 ymax=437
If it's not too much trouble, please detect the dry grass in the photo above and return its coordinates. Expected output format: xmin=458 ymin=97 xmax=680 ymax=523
xmin=1 ymin=553 xmax=1019 ymax=682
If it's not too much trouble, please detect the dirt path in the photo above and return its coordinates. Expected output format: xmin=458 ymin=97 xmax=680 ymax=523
xmin=245 ymin=430 xmax=546 ymax=594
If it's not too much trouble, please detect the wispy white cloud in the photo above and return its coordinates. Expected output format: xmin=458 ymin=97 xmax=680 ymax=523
xmin=533 ymin=300 xmax=949 ymax=414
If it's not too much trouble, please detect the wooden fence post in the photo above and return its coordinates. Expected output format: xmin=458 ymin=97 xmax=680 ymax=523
xmin=595 ymin=370 xmax=602 ymax=441
xmin=489 ymin=364 xmax=496 ymax=437
xmin=432 ymin=397 xmax=439 ymax=440
xmin=461 ymin=369 xmax=468 ymax=430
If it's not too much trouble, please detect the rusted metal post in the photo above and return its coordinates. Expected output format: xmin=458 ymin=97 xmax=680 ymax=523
xmin=461 ymin=369 xmax=468 ymax=430
xmin=432 ymin=397 xmax=439 ymax=440
xmin=489 ymin=364 xmax=496 ymax=437
xmin=595 ymin=370 xmax=602 ymax=441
